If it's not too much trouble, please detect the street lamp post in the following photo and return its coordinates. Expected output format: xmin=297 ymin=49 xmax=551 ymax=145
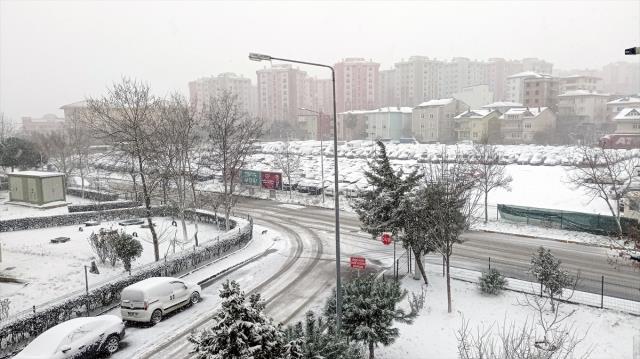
xmin=299 ymin=107 xmax=325 ymax=203
xmin=250 ymin=53 xmax=343 ymax=331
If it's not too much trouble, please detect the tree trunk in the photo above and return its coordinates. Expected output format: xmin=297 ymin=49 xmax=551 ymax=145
xmin=369 ymin=341 xmax=375 ymax=359
xmin=412 ymin=248 xmax=428 ymax=286
xmin=484 ymin=189 xmax=488 ymax=223
xmin=189 ymin=172 xmax=199 ymax=246
xmin=137 ymin=157 xmax=160 ymax=261
xmin=446 ymin=254 xmax=452 ymax=313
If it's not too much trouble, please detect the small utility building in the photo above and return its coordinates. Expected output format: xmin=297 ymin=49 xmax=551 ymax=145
xmin=8 ymin=171 xmax=66 ymax=207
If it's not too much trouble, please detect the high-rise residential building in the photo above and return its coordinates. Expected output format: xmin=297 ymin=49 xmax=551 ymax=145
xmin=411 ymin=98 xmax=467 ymax=143
xmin=188 ymin=73 xmax=255 ymax=115
xmin=452 ymin=84 xmax=493 ymax=109
xmin=522 ymin=58 xmax=553 ymax=75
xmin=334 ymin=58 xmax=380 ymax=113
xmin=522 ymin=76 xmax=559 ymax=111
xmin=305 ymin=78 xmax=334 ymax=114
xmin=256 ymin=64 xmax=308 ymax=125
xmin=486 ymin=58 xmax=524 ymax=101
xmin=601 ymin=61 xmax=640 ymax=95
xmin=378 ymin=69 xmax=398 ymax=107
xmin=394 ymin=56 xmax=445 ymax=107
xmin=506 ymin=71 xmax=554 ymax=104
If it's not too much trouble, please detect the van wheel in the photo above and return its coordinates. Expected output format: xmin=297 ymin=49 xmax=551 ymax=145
xmin=190 ymin=292 xmax=200 ymax=306
xmin=103 ymin=334 xmax=120 ymax=355
xmin=150 ymin=309 xmax=162 ymax=325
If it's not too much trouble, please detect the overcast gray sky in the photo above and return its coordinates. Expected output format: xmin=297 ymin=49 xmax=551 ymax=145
xmin=1 ymin=0 xmax=639 ymax=121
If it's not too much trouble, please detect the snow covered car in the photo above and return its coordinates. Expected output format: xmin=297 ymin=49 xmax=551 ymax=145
xmin=14 ymin=315 xmax=125 ymax=359
xmin=120 ymin=277 xmax=201 ymax=325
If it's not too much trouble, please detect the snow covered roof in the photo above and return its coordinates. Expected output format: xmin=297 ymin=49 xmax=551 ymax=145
xmin=415 ymin=98 xmax=455 ymax=107
xmin=454 ymin=109 xmax=495 ymax=119
xmin=558 ymin=90 xmax=610 ymax=97
xmin=338 ymin=110 xmax=370 ymax=115
xmin=124 ymin=277 xmax=176 ymax=291
xmin=500 ymin=107 xmax=548 ymax=120
xmin=60 ymin=100 xmax=88 ymax=109
xmin=607 ymin=97 xmax=640 ymax=105
xmin=366 ymin=107 xmax=413 ymax=114
xmin=614 ymin=108 xmax=640 ymax=121
xmin=9 ymin=171 xmax=65 ymax=178
xmin=481 ymin=101 xmax=523 ymax=108
xmin=507 ymin=71 xmax=550 ymax=79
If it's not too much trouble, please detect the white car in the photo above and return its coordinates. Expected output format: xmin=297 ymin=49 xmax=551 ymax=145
xmin=120 ymin=277 xmax=201 ymax=325
xmin=14 ymin=315 xmax=125 ymax=359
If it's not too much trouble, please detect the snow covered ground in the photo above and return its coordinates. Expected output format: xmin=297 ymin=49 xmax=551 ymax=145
xmin=472 ymin=221 xmax=614 ymax=247
xmin=378 ymin=264 xmax=640 ymax=359
xmin=0 ymin=217 xmax=222 ymax=316
xmin=0 ymin=192 xmax=96 ymax=220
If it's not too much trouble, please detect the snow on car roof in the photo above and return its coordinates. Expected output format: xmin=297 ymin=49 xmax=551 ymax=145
xmin=124 ymin=276 xmax=176 ymax=291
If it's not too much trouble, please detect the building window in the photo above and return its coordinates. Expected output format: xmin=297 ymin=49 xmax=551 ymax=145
xmin=420 ymin=114 xmax=425 ymax=119
xmin=524 ymin=123 xmax=532 ymax=129
xmin=633 ymin=123 xmax=640 ymax=129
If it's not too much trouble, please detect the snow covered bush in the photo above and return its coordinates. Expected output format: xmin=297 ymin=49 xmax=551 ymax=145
xmin=478 ymin=268 xmax=507 ymax=295
xmin=325 ymin=275 xmax=424 ymax=359
xmin=87 ymin=230 xmax=110 ymax=264
xmin=112 ymin=232 xmax=143 ymax=272
xmin=189 ymin=280 xmax=287 ymax=359
xmin=67 ymin=187 xmax=119 ymax=201
xmin=68 ymin=200 xmax=141 ymax=213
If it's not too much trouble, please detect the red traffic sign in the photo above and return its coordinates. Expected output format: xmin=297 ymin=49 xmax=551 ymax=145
xmin=350 ymin=256 xmax=366 ymax=269
xmin=381 ymin=232 xmax=392 ymax=246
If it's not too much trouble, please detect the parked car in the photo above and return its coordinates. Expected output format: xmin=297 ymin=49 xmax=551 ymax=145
xmin=120 ymin=277 xmax=201 ymax=325
xmin=14 ymin=315 xmax=125 ymax=359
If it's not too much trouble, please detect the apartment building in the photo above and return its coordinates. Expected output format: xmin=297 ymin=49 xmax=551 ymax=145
xmin=500 ymin=107 xmax=556 ymax=144
xmin=378 ymin=69 xmax=398 ymax=107
xmin=188 ymin=73 xmax=255 ymax=115
xmin=486 ymin=58 xmax=525 ymax=101
xmin=613 ymin=108 xmax=640 ymax=134
xmin=454 ymin=109 xmax=501 ymax=142
xmin=21 ymin=114 xmax=65 ymax=135
xmin=558 ymin=75 xmax=601 ymax=93
xmin=522 ymin=76 xmax=559 ymax=111
xmin=506 ymin=71 xmax=553 ymax=104
xmin=557 ymin=90 xmax=609 ymax=123
xmin=411 ymin=98 xmax=467 ymax=143
xmin=364 ymin=107 xmax=413 ymax=141
xmin=601 ymin=61 xmax=640 ymax=95
xmin=521 ymin=58 xmax=553 ymax=75
xmin=336 ymin=110 xmax=368 ymax=141
xmin=452 ymin=84 xmax=493 ymax=109
xmin=256 ymin=64 xmax=308 ymax=125
xmin=334 ymin=58 xmax=379 ymax=113
xmin=607 ymin=96 xmax=640 ymax=120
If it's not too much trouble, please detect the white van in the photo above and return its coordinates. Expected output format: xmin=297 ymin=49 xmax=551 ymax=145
xmin=120 ymin=277 xmax=201 ymax=325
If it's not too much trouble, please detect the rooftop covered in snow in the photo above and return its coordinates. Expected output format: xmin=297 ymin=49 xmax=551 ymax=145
xmin=613 ymin=108 xmax=640 ymax=121
xmin=454 ymin=109 xmax=496 ymax=119
xmin=500 ymin=107 xmax=548 ymax=120
xmin=415 ymin=98 xmax=455 ymax=107
xmin=607 ymin=96 xmax=640 ymax=105
xmin=558 ymin=90 xmax=610 ymax=97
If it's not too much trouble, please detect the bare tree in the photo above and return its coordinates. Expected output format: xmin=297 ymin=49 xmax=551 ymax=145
xmin=566 ymin=146 xmax=640 ymax=237
xmin=31 ymin=131 xmax=74 ymax=189
xmin=273 ymin=139 xmax=301 ymax=199
xmin=156 ymin=93 xmax=201 ymax=245
xmin=457 ymin=295 xmax=591 ymax=359
xmin=65 ymin=112 xmax=91 ymax=198
xmin=473 ymin=142 xmax=512 ymax=223
xmin=202 ymin=91 xmax=262 ymax=230
xmin=0 ymin=113 xmax=15 ymax=145
xmin=86 ymin=77 xmax=162 ymax=261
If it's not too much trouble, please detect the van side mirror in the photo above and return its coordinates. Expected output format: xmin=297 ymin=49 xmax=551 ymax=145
xmin=61 ymin=345 xmax=71 ymax=353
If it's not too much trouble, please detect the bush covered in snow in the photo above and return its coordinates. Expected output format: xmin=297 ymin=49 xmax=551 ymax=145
xmin=66 ymin=187 xmax=119 ymax=202
xmin=68 ymin=200 xmax=140 ymax=213
xmin=478 ymin=268 xmax=507 ymax=295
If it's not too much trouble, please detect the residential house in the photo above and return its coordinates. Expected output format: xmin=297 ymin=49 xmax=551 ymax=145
xmin=613 ymin=108 xmax=640 ymax=134
xmin=454 ymin=109 xmax=501 ymax=143
xmin=411 ymin=98 xmax=467 ymax=143
xmin=364 ymin=107 xmax=413 ymax=141
xmin=607 ymin=97 xmax=640 ymax=121
xmin=500 ymin=107 xmax=556 ymax=144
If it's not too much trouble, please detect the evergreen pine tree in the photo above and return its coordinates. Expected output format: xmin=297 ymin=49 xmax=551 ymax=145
xmin=325 ymin=275 xmax=422 ymax=359
xmin=283 ymin=311 xmax=363 ymax=359
xmin=530 ymin=247 xmax=574 ymax=312
xmin=189 ymin=280 xmax=286 ymax=359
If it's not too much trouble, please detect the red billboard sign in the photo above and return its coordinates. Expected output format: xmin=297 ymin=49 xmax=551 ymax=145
xmin=261 ymin=171 xmax=282 ymax=190
xmin=350 ymin=256 xmax=366 ymax=269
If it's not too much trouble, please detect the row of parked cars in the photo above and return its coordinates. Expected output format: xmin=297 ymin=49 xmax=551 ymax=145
xmin=15 ymin=277 xmax=201 ymax=358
